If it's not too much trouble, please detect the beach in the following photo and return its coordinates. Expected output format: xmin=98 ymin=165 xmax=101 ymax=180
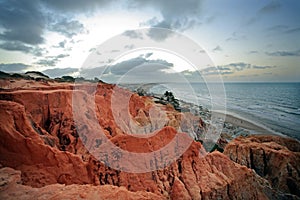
xmin=152 ymin=92 xmax=287 ymax=142
xmin=212 ymin=111 xmax=281 ymax=136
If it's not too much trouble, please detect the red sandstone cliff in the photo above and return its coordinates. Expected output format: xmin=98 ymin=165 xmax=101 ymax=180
xmin=0 ymin=79 xmax=298 ymax=199
xmin=224 ymin=135 xmax=300 ymax=198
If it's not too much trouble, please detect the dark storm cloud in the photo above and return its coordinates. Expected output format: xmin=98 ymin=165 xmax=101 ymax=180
xmin=266 ymin=50 xmax=300 ymax=56
xmin=0 ymin=63 xmax=30 ymax=72
xmin=0 ymin=0 xmax=204 ymax=53
xmin=0 ymin=0 xmax=45 ymax=45
xmin=0 ymin=0 xmax=90 ymax=55
xmin=0 ymin=41 xmax=46 ymax=57
xmin=43 ymin=67 xmax=78 ymax=78
xmin=0 ymin=42 xmax=32 ymax=53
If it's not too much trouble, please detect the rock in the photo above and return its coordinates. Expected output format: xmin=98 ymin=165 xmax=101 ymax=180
xmin=0 ymin=167 xmax=164 ymax=200
xmin=224 ymin=135 xmax=300 ymax=197
xmin=170 ymin=177 xmax=191 ymax=200
xmin=0 ymin=100 xmax=94 ymax=187
xmin=0 ymin=79 xmax=298 ymax=199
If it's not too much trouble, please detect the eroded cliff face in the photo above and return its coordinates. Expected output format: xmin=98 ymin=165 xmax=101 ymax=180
xmin=224 ymin=135 xmax=300 ymax=198
xmin=0 ymin=167 xmax=163 ymax=200
xmin=0 ymin=79 xmax=297 ymax=199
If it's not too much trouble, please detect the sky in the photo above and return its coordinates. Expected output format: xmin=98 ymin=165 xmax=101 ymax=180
xmin=0 ymin=0 xmax=300 ymax=82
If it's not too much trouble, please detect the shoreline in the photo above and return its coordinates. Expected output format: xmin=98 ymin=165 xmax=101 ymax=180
xmin=170 ymin=97 xmax=289 ymax=140
xmin=120 ymin=84 xmax=291 ymax=140
xmin=212 ymin=111 xmax=286 ymax=137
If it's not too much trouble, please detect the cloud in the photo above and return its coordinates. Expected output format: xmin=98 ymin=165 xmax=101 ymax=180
xmin=0 ymin=0 xmax=90 ymax=56
xmin=145 ymin=52 xmax=153 ymax=58
xmin=124 ymin=44 xmax=135 ymax=49
xmin=244 ymin=1 xmax=281 ymax=26
xmin=0 ymin=63 xmax=30 ymax=73
xmin=212 ymin=45 xmax=222 ymax=52
xmin=200 ymin=62 xmax=276 ymax=76
xmin=122 ymin=30 xmax=143 ymax=39
xmin=226 ymin=32 xmax=247 ymax=41
xmin=0 ymin=0 xmax=204 ymax=51
xmin=49 ymin=18 xmax=87 ymax=38
xmin=228 ymin=62 xmax=251 ymax=71
xmin=41 ymin=0 xmax=111 ymax=13
xmin=285 ymin=27 xmax=300 ymax=34
xmin=201 ymin=66 xmax=234 ymax=75
xmin=217 ymin=66 xmax=231 ymax=71
xmin=266 ymin=50 xmax=300 ymax=56
xmin=43 ymin=67 xmax=78 ymax=78
xmin=147 ymin=26 xmax=174 ymax=41
xmin=35 ymin=59 xmax=57 ymax=67
xmin=59 ymin=40 xmax=67 ymax=48
xmin=42 ymin=0 xmax=203 ymax=35
xmin=0 ymin=41 xmax=46 ymax=56
xmin=135 ymin=0 xmax=202 ymax=39
xmin=266 ymin=25 xmax=300 ymax=34
xmin=79 ymin=54 xmax=174 ymax=81
xmin=267 ymin=25 xmax=288 ymax=32
xmin=259 ymin=1 xmax=281 ymax=14
xmin=252 ymin=65 xmax=276 ymax=69
xmin=227 ymin=62 xmax=276 ymax=71
xmin=35 ymin=54 xmax=70 ymax=66
xmin=244 ymin=17 xmax=258 ymax=26
xmin=107 ymin=55 xmax=173 ymax=76
xmin=53 ymin=40 xmax=67 ymax=48
xmin=205 ymin=16 xmax=216 ymax=24
xmin=0 ymin=42 xmax=32 ymax=53
xmin=248 ymin=50 xmax=259 ymax=54
xmin=0 ymin=0 xmax=45 ymax=45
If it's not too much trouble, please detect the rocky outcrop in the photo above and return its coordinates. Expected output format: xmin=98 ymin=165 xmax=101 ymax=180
xmin=0 ymin=100 xmax=94 ymax=187
xmin=224 ymin=135 xmax=300 ymax=197
xmin=0 ymin=167 xmax=163 ymax=200
xmin=0 ymin=79 xmax=298 ymax=199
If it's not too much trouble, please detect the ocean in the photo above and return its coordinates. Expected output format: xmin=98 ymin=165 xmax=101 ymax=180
xmin=148 ymin=82 xmax=300 ymax=140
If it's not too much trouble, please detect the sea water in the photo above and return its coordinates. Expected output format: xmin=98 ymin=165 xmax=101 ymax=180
xmin=149 ymin=82 xmax=300 ymax=140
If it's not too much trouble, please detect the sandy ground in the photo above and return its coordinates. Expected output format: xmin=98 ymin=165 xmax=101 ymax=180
xmin=212 ymin=111 xmax=281 ymax=135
